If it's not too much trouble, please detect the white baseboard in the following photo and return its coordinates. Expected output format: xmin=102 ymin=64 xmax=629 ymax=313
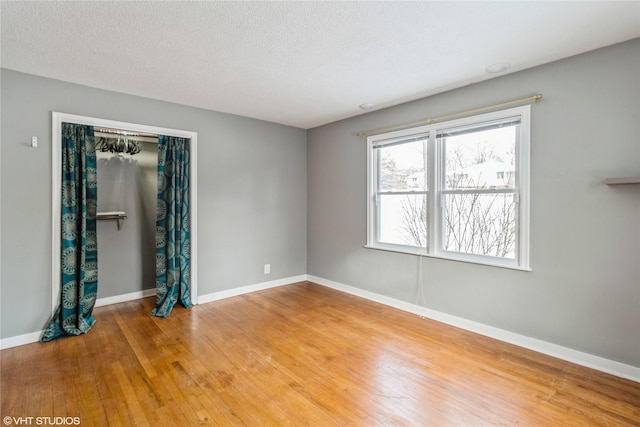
xmin=0 ymin=331 xmax=43 ymax=350
xmin=198 ymin=274 xmax=308 ymax=304
xmin=307 ymin=274 xmax=640 ymax=383
xmin=94 ymin=288 xmax=156 ymax=308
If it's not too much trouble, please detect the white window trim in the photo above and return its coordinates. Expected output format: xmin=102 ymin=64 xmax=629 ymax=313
xmin=366 ymin=105 xmax=531 ymax=271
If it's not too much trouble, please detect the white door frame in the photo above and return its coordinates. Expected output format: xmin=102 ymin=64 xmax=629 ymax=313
xmin=51 ymin=112 xmax=198 ymax=312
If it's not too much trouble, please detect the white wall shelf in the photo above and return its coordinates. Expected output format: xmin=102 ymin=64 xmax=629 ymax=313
xmin=603 ymin=176 xmax=640 ymax=186
xmin=97 ymin=211 xmax=127 ymax=230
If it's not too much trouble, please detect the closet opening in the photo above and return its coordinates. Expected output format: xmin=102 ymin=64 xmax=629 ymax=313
xmin=50 ymin=112 xmax=198 ymax=317
xmin=95 ymin=127 xmax=159 ymax=303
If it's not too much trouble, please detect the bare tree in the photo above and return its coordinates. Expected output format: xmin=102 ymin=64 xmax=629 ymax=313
xmin=400 ymin=196 xmax=427 ymax=247
xmin=399 ymin=143 xmax=516 ymax=257
xmin=442 ymin=191 xmax=515 ymax=257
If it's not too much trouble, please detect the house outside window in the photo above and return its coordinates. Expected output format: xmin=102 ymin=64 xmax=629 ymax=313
xmin=366 ymin=105 xmax=530 ymax=270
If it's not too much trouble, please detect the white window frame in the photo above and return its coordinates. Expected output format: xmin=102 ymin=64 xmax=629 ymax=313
xmin=366 ymin=105 xmax=530 ymax=270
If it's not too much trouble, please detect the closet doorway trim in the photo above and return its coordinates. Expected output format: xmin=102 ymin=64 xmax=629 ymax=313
xmin=50 ymin=112 xmax=198 ymax=312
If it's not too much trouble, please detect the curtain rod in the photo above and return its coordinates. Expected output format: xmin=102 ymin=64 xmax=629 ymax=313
xmin=355 ymin=94 xmax=543 ymax=138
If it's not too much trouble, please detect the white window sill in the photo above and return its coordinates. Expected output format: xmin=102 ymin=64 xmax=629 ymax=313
xmin=363 ymin=245 xmax=532 ymax=272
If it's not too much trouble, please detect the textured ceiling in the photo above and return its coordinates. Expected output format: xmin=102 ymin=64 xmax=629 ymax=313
xmin=2 ymin=1 xmax=639 ymax=129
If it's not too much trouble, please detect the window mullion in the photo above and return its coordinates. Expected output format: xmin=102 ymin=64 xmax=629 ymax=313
xmin=427 ymin=133 xmax=438 ymax=255
xmin=378 ymin=190 xmax=429 ymax=196
xmin=374 ymin=148 xmax=381 ymax=245
xmin=441 ymin=188 xmax=517 ymax=195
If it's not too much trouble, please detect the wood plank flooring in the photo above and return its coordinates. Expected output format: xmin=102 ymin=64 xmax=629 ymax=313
xmin=2 ymin=281 xmax=639 ymax=426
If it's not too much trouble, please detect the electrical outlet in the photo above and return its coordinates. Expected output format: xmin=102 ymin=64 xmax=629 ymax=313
xmin=264 ymin=264 xmax=271 ymax=274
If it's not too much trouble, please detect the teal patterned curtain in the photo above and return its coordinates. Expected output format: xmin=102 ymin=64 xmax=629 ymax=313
xmin=152 ymin=135 xmax=192 ymax=317
xmin=42 ymin=123 xmax=98 ymax=342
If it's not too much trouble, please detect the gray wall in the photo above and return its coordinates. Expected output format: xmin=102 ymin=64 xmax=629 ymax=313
xmin=2 ymin=40 xmax=638 ymax=369
xmin=0 ymin=69 xmax=307 ymax=339
xmin=96 ymin=142 xmax=158 ymax=298
xmin=307 ymin=39 xmax=640 ymax=367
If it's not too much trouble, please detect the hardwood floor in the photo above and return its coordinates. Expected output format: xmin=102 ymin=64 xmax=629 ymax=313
xmin=2 ymin=281 xmax=639 ymax=426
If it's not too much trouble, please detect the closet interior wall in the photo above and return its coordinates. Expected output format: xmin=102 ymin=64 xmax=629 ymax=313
xmin=96 ymin=139 xmax=158 ymax=299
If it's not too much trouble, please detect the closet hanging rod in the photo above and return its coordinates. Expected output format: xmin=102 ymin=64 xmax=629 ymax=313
xmin=95 ymin=127 xmax=159 ymax=139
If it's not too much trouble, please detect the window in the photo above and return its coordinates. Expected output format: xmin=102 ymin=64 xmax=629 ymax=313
xmin=367 ymin=106 xmax=530 ymax=269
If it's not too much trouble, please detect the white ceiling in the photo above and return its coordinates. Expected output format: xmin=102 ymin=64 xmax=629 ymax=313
xmin=2 ymin=1 xmax=639 ymax=129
